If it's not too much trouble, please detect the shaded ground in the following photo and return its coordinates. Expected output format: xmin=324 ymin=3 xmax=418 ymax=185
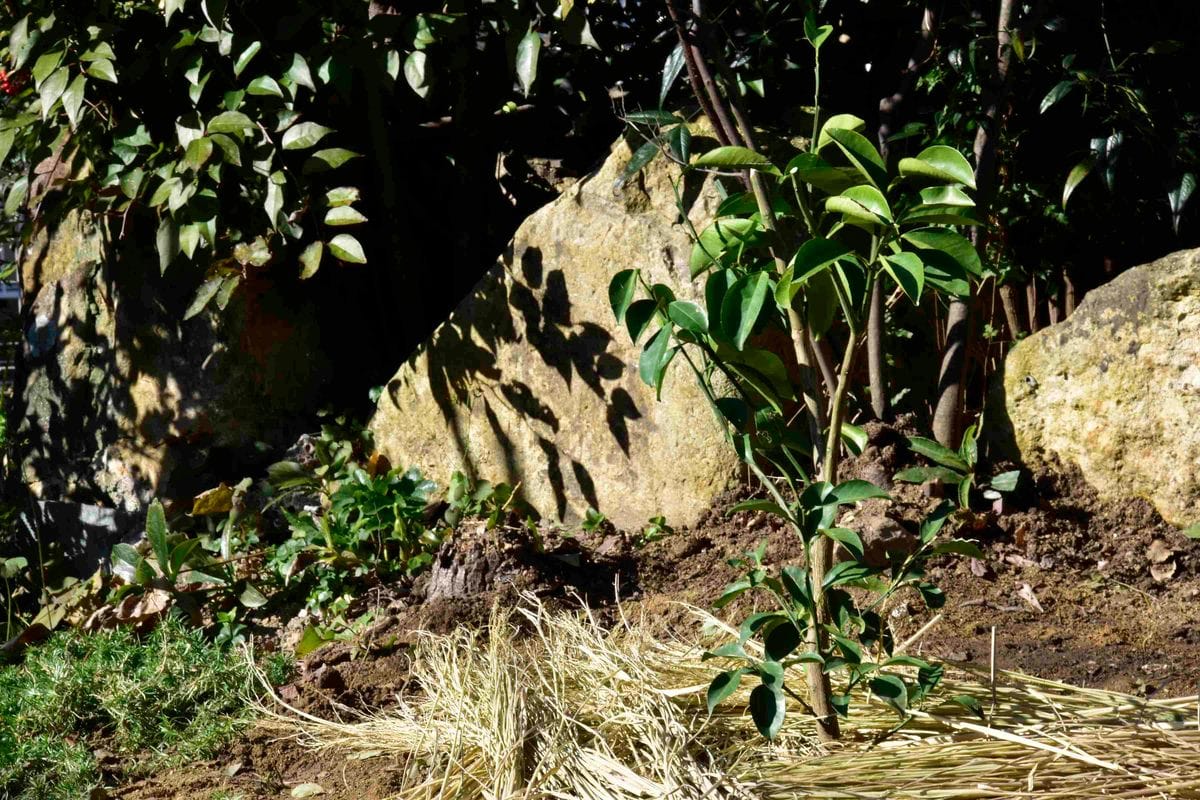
xmin=115 ymin=429 xmax=1200 ymax=799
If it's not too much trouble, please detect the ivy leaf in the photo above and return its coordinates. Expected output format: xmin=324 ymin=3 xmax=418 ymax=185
xmin=299 ymin=241 xmax=323 ymax=279
xmin=328 ymin=233 xmax=367 ymax=264
xmin=282 ymin=122 xmax=332 ymax=150
xmin=515 ymin=29 xmax=541 ymax=97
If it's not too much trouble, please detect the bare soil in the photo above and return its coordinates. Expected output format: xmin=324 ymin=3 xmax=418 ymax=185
xmin=114 ymin=427 xmax=1200 ymax=799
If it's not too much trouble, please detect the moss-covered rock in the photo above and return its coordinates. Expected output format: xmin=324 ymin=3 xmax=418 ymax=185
xmin=1001 ymin=248 xmax=1200 ymax=527
xmin=369 ymin=132 xmax=741 ymax=529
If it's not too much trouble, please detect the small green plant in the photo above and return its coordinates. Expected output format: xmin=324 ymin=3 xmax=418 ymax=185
xmin=895 ymin=422 xmax=1021 ymax=508
xmin=639 ymin=515 xmax=675 ymax=546
xmin=269 ymin=467 xmax=441 ymax=616
xmin=0 ymin=614 xmax=253 ymax=800
xmin=581 ymin=506 xmax=608 ymax=533
xmin=109 ymin=500 xmax=269 ymax=620
xmin=444 ymin=470 xmax=537 ymax=529
xmin=613 ymin=11 xmax=983 ymax=742
xmin=213 ymin=607 xmax=249 ymax=648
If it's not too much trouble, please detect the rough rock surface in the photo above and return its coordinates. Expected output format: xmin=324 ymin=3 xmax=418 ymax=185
xmin=1000 ymin=247 xmax=1200 ymax=527
xmin=14 ymin=210 xmax=327 ymax=515
xmin=369 ymin=132 xmax=740 ymax=529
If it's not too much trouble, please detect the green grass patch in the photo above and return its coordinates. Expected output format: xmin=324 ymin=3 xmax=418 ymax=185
xmin=0 ymin=614 xmax=254 ymax=800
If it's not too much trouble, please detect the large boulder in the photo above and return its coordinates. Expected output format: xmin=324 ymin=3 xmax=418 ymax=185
xmin=1000 ymin=248 xmax=1200 ymax=527
xmin=369 ymin=134 xmax=741 ymax=529
xmin=14 ymin=210 xmax=328 ymax=518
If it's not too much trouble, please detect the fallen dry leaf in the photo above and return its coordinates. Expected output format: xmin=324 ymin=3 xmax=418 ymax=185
xmin=1147 ymin=539 xmax=1175 ymax=564
xmin=1151 ymin=560 xmax=1177 ymax=583
xmin=291 ymin=784 xmax=326 ymax=798
xmin=1017 ymin=582 xmax=1044 ymax=613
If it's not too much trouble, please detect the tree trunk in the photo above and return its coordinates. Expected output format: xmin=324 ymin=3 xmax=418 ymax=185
xmin=1026 ymin=279 xmax=1041 ymax=333
xmin=931 ymin=0 xmax=1014 ymax=445
xmin=867 ymin=281 xmax=886 ymax=419
xmin=998 ymin=282 xmax=1025 ymax=339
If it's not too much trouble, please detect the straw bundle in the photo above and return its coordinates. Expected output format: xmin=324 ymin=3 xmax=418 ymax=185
xmin=259 ymin=597 xmax=1200 ymax=799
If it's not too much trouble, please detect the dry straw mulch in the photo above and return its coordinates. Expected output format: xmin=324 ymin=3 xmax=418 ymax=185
xmin=258 ymin=597 xmax=1200 ymax=799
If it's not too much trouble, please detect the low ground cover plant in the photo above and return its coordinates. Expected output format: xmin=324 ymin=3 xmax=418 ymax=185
xmin=0 ymin=614 xmax=253 ymax=800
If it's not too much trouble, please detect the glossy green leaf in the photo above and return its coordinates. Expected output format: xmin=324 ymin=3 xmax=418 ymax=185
xmin=882 ymin=251 xmax=925 ymax=302
xmin=749 ymin=682 xmax=785 ymax=740
xmin=690 ymin=218 xmax=761 ymax=277
xmin=908 ymin=436 xmax=969 ymax=471
xmin=707 ymin=668 xmax=745 ymax=713
xmin=902 ymin=228 xmax=982 ymax=277
xmin=825 ymin=127 xmax=886 ymax=188
xmin=608 ymin=269 xmax=639 ymax=324
xmin=179 ymin=223 xmax=201 ymax=259
xmin=239 ymin=583 xmax=269 ymax=608
xmin=786 ymin=152 xmax=865 ymax=195
xmin=1040 ymin=80 xmax=1075 ymax=114
xmin=668 ymin=300 xmax=707 ymax=333
xmin=898 ymin=145 xmax=976 ymax=189
xmin=831 ymin=480 xmax=891 ymax=504
xmin=1062 ymin=156 xmax=1096 ymax=207
xmin=31 ymin=50 xmax=64 ymax=86
xmin=989 ymin=470 xmax=1021 ymax=492
xmin=516 ymin=29 xmax=541 ymax=96
xmin=823 ymin=560 xmax=874 ymax=589
xmin=145 ymin=500 xmax=171 ymax=570
xmin=816 ymin=114 xmax=867 ymax=150
xmin=328 ymin=233 xmax=367 ymax=264
xmin=823 ymin=527 xmax=865 ymax=561
xmin=693 ymin=146 xmax=780 ymax=175
xmin=282 ymin=121 xmax=332 ymax=150
xmin=183 ymin=136 xmax=214 ymax=171
xmin=764 ymin=621 xmax=802 ymax=661
xmin=1168 ymin=173 xmax=1196 ymax=234
xmin=804 ymin=13 xmax=833 ymax=49
xmin=918 ymin=185 xmax=975 ymax=208
xmin=639 ymin=325 xmax=674 ymax=392
xmin=666 ymin=124 xmax=691 ymax=163
xmin=209 ymin=133 xmax=241 ymax=166
xmin=720 ymin=271 xmax=770 ymax=351
xmin=869 ymin=674 xmax=908 ymax=713
xmin=895 ymin=465 xmax=966 ymax=485
xmin=617 ymin=139 xmax=659 ymax=189
xmin=82 ymin=57 xmax=116 ymax=83
xmin=933 ymin=539 xmax=986 ymax=559
xmin=729 ymin=499 xmax=789 ymax=518
xmin=624 ymin=299 xmax=658 ymax=343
